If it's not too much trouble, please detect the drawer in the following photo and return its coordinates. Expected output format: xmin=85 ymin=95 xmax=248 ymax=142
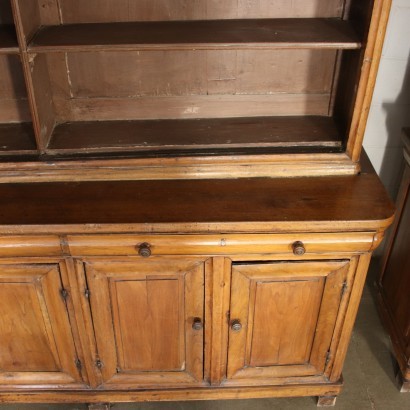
xmin=0 ymin=236 xmax=63 ymax=257
xmin=67 ymin=232 xmax=376 ymax=257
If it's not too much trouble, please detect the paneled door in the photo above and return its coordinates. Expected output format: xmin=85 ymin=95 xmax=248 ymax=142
xmin=0 ymin=263 xmax=83 ymax=387
xmin=226 ymin=260 xmax=351 ymax=384
xmin=81 ymin=258 xmax=205 ymax=388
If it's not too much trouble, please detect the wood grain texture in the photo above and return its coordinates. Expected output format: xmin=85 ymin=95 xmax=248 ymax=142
xmin=250 ymin=279 xmax=324 ymax=366
xmin=66 ymin=232 xmax=375 ymax=257
xmin=0 ymin=381 xmax=343 ymax=402
xmin=0 ymin=152 xmax=360 ymax=183
xmin=0 ymin=263 xmax=82 ymax=387
xmin=226 ymin=261 xmax=349 ymax=384
xmin=47 ymin=117 xmax=342 ymax=154
xmin=29 ymin=19 xmax=361 ymax=52
xmin=12 ymin=0 xmax=41 ymax=44
xmin=26 ymin=53 xmax=56 ymax=150
xmin=84 ymin=259 xmax=205 ymax=387
xmin=57 ymin=48 xmax=335 ymax=99
xmin=0 ymin=54 xmax=31 ymax=123
xmin=64 ymin=94 xmax=332 ymax=123
xmin=0 ymin=174 xmax=394 ymax=233
xmin=346 ymin=0 xmax=392 ymax=162
xmin=40 ymin=0 xmax=346 ymax=23
xmin=48 ymin=49 xmax=336 ymax=122
xmin=0 ymin=235 xmax=61 ymax=257
xmin=112 ymin=279 xmax=182 ymax=371
xmin=205 ymin=257 xmax=231 ymax=386
xmin=329 ymin=253 xmax=372 ymax=381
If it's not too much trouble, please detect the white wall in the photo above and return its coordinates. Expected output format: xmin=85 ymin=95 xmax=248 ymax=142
xmin=364 ymin=0 xmax=410 ymax=199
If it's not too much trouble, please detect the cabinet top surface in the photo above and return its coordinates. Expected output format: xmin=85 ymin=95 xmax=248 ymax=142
xmin=1 ymin=170 xmax=394 ymax=235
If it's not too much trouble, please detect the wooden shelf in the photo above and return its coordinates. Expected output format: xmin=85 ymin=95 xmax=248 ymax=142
xmin=0 ymin=25 xmax=19 ymax=54
xmin=0 ymin=172 xmax=394 ymax=231
xmin=0 ymin=123 xmax=38 ymax=155
xmin=29 ymin=18 xmax=361 ymax=52
xmin=46 ymin=116 xmax=344 ymax=156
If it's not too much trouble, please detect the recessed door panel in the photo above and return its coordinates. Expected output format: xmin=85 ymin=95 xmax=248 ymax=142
xmin=0 ymin=263 xmax=82 ymax=387
xmin=83 ymin=259 xmax=205 ymax=388
xmin=227 ymin=261 xmax=350 ymax=383
xmin=250 ymin=278 xmax=325 ymax=367
xmin=112 ymin=278 xmax=182 ymax=372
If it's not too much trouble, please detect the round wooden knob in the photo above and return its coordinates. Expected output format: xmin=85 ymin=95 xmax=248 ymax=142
xmin=138 ymin=242 xmax=151 ymax=257
xmin=192 ymin=318 xmax=203 ymax=331
xmin=292 ymin=241 xmax=306 ymax=256
xmin=231 ymin=319 xmax=242 ymax=332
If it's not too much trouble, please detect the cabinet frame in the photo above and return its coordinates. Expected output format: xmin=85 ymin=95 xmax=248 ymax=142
xmin=0 ymin=230 xmax=382 ymax=406
xmin=0 ymin=0 xmax=394 ymax=181
xmin=0 ymin=258 xmax=88 ymax=389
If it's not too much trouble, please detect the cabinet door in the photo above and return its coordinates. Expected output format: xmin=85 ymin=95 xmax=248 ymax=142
xmin=0 ymin=263 xmax=82 ymax=387
xmin=83 ymin=259 xmax=205 ymax=388
xmin=226 ymin=260 xmax=350 ymax=384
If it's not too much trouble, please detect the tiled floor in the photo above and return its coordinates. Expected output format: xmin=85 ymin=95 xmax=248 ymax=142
xmin=1 ymin=260 xmax=409 ymax=410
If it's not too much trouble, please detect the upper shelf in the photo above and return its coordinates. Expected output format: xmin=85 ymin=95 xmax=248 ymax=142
xmin=0 ymin=26 xmax=19 ymax=54
xmin=28 ymin=18 xmax=362 ymax=52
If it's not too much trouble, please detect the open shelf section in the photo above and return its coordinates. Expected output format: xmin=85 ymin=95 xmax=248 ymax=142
xmin=0 ymin=26 xmax=19 ymax=54
xmin=29 ymin=18 xmax=361 ymax=52
xmin=46 ymin=116 xmax=343 ymax=156
xmin=0 ymin=123 xmax=38 ymax=155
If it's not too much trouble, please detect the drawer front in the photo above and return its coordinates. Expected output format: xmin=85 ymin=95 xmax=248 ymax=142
xmin=67 ymin=233 xmax=375 ymax=257
xmin=0 ymin=236 xmax=63 ymax=257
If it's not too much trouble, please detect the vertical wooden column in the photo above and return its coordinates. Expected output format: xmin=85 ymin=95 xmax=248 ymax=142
xmin=10 ymin=0 xmax=56 ymax=152
xmin=205 ymin=257 xmax=231 ymax=386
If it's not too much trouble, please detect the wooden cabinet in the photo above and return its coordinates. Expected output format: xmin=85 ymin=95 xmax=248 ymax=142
xmin=0 ymin=0 xmax=393 ymax=181
xmin=226 ymin=260 xmax=351 ymax=384
xmin=378 ymin=128 xmax=410 ymax=392
xmin=0 ymin=168 xmax=396 ymax=406
xmin=0 ymin=0 xmax=396 ymax=408
xmin=0 ymin=262 xmax=84 ymax=388
xmin=78 ymin=258 xmax=205 ymax=388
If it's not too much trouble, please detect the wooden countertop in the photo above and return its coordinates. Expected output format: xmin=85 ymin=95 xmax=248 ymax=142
xmin=0 ymin=164 xmax=394 ymax=234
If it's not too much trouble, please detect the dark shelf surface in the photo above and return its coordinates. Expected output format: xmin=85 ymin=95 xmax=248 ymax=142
xmin=0 ymin=25 xmax=19 ymax=53
xmin=29 ymin=18 xmax=361 ymax=52
xmin=0 ymin=123 xmax=38 ymax=155
xmin=47 ymin=116 xmax=344 ymax=155
xmin=0 ymin=174 xmax=394 ymax=231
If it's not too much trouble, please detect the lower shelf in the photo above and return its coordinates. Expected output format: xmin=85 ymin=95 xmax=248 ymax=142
xmin=0 ymin=122 xmax=38 ymax=156
xmin=46 ymin=116 xmax=344 ymax=157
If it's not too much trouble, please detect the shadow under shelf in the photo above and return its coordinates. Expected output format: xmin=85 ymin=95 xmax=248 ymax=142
xmin=0 ymin=25 xmax=19 ymax=54
xmin=0 ymin=123 xmax=38 ymax=156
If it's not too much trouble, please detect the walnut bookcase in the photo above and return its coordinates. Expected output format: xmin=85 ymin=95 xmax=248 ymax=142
xmin=0 ymin=1 xmax=395 ymax=409
xmin=0 ymin=0 xmax=392 ymax=180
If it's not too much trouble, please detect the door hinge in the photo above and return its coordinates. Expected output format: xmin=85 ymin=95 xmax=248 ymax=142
xmin=60 ymin=288 xmax=69 ymax=301
xmin=75 ymin=358 xmax=82 ymax=371
xmin=325 ymin=350 xmax=332 ymax=367
xmin=341 ymin=281 xmax=348 ymax=298
xmin=84 ymin=288 xmax=91 ymax=299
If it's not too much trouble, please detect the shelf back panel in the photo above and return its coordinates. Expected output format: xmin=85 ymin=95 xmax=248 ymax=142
xmin=0 ymin=54 xmax=31 ymax=122
xmin=44 ymin=49 xmax=337 ymax=122
xmin=38 ymin=1 xmax=346 ymax=24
